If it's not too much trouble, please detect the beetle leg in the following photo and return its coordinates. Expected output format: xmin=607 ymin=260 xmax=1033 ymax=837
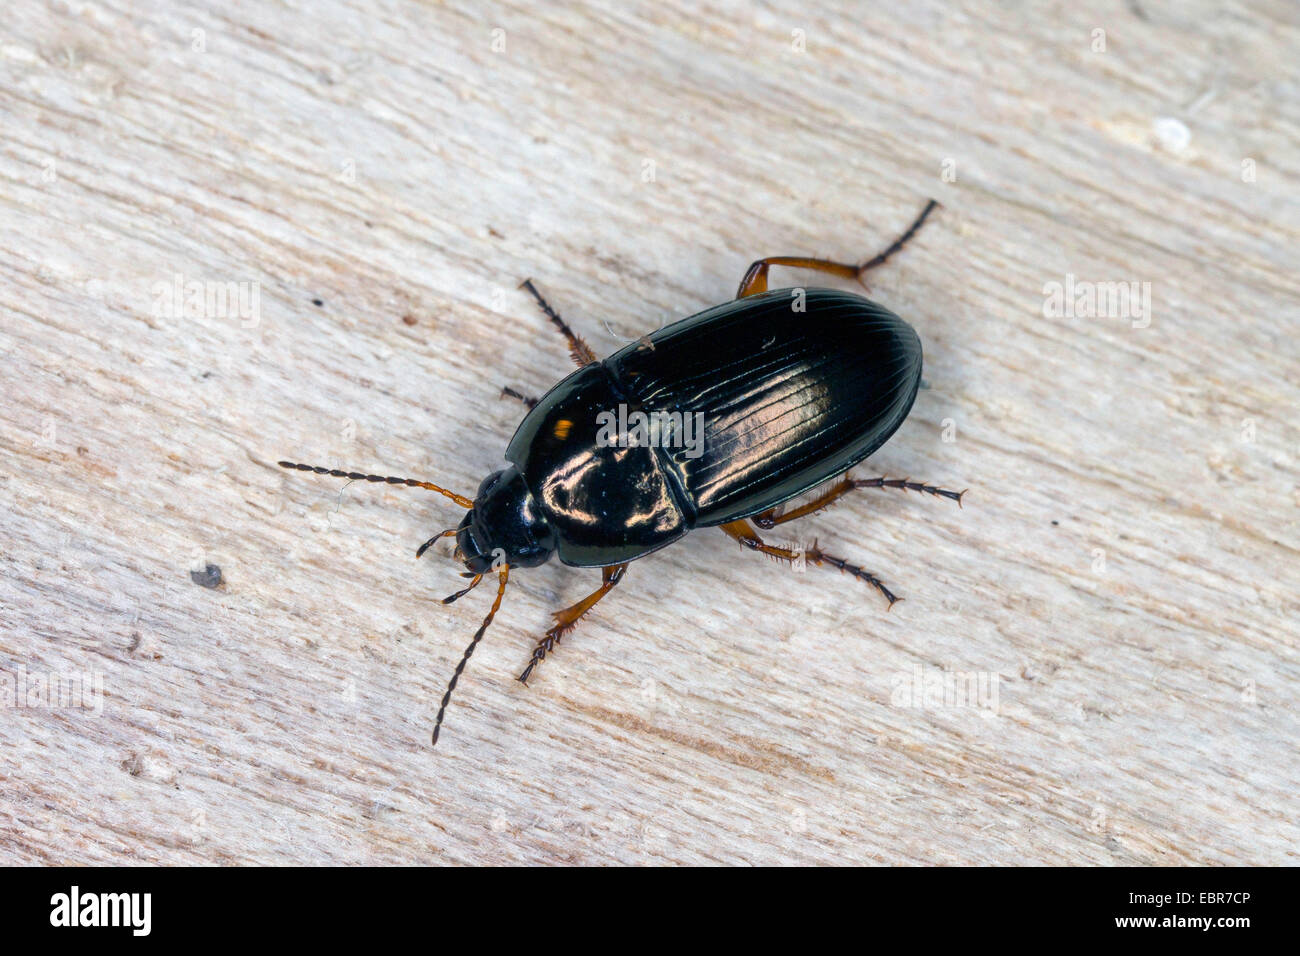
xmin=858 ymin=199 xmax=940 ymax=275
xmin=519 ymin=278 xmax=597 ymax=368
xmin=718 ymin=520 xmax=901 ymax=608
xmin=416 ymin=527 xmax=458 ymax=558
xmin=518 ymin=563 xmax=628 ymax=684
xmin=735 ymin=199 xmax=939 ymax=298
xmin=736 ymin=257 xmax=858 ymax=298
xmin=753 ymin=474 xmax=965 ymax=529
xmin=500 ymin=386 xmax=539 ymax=409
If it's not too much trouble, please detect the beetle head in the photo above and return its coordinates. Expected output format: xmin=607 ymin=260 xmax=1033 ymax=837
xmin=455 ymin=466 xmax=555 ymax=572
xmin=277 ymin=457 xmax=529 ymax=745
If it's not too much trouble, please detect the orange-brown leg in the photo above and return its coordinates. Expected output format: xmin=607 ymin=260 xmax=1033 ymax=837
xmin=518 ymin=563 xmax=628 ymax=683
xmin=520 ymin=278 xmax=597 ymax=367
xmin=752 ymin=474 xmax=966 ymax=529
xmin=415 ymin=527 xmax=458 ymax=559
xmin=736 ymin=199 xmax=939 ymax=298
xmin=737 ymin=256 xmax=859 ymax=297
xmin=718 ymin=520 xmax=901 ymax=608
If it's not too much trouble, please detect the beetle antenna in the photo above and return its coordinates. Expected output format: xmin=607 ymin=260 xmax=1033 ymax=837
xmin=432 ymin=565 xmax=510 ymax=746
xmin=278 ymin=461 xmax=473 ymax=509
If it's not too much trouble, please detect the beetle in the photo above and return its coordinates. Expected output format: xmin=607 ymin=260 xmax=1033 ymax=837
xmin=279 ymin=199 xmax=964 ymax=745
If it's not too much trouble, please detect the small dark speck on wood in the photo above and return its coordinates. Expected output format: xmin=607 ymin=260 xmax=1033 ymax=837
xmin=190 ymin=563 xmax=224 ymax=589
xmin=311 ymin=298 xmax=324 ymax=307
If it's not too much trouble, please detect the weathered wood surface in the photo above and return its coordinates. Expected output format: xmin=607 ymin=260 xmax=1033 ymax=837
xmin=2 ymin=0 xmax=1297 ymax=865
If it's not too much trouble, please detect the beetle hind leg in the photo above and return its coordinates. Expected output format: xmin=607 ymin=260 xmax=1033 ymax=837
xmin=518 ymin=563 xmax=628 ymax=683
xmin=858 ymin=199 xmax=940 ymax=276
xmin=753 ymin=474 xmax=965 ymax=529
xmin=719 ymin=520 xmax=901 ymax=609
xmin=735 ymin=199 xmax=939 ymax=297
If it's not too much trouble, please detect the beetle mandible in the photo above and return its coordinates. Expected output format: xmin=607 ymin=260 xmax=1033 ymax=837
xmin=280 ymin=199 xmax=964 ymax=745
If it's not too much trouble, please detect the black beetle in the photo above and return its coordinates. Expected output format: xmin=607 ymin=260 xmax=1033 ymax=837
xmin=279 ymin=199 xmax=963 ymax=744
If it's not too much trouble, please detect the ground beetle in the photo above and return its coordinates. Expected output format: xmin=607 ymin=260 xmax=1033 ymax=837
xmin=280 ymin=199 xmax=964 ymax=744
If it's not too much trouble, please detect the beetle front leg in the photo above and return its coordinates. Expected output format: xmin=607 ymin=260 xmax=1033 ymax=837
xmin=500 ymin=386 xmax=539 ymax=409
xmin=718 ymin=520 xmax=901 ymax=609
xmin=519 ymin=278 xmax=598 ymax=367
xmin=518 ymin=563 xmax=628 ymax=683
xmin=736 ymin=199 xmax=939 ymax=298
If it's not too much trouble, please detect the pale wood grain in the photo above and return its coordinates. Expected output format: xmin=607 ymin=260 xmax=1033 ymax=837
xmin=1 ymin=0 xmax=1297 ymax=865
